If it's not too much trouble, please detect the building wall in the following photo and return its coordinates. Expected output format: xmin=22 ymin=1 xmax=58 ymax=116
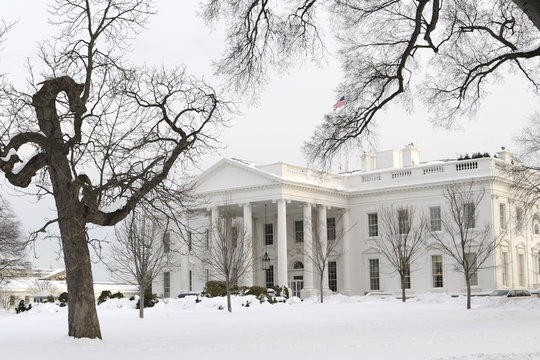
xmin=152 ymin=156 xmax=540 ymax=298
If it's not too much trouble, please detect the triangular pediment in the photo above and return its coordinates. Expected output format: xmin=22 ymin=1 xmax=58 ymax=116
xmin=195 ymin=159 xmax=279 ymax=193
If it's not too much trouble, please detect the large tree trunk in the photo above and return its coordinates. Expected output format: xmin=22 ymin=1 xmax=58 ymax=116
xmin=512 ymin=0 xmax=540 ymax=31
xmin=49 ymin=152 xmax=101 ymax=338
xmin=57 ymin=210 xmax=102 ymax=338
xmin=139 ymin=287 xmax=145 ymax=319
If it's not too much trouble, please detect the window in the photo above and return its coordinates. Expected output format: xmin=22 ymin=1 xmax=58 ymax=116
xmin=189 ymin=270 xmax=193 ymax=291
xmin=9 ymin=295 xmax=15 ymax=306
xmin=466 ymin=252 xmax=478 ymax=286
xmin=369 ymin=259 xmax=380 ymax=291
xmin=265 ymin=265 xmax=274 ymax=288
xmin=502 ymin=252 xmax=509 ymax=287
xmin=205 ymin=229 xmax=210 ymax=249
xmin=328 ymin=261 xmax=337 ymax=292
xmin=163 ymin=231 xmax=171 ymax=254
xmin=499 ymin=203 xmax=506 ymax=230
xmin=429 ymin=206 xmax=441 ymax=232
xmin=24 ymin=296 xmax=29 ymax=304
xmin=327 ymin=217 xmax=336 ymax=241
xmin=518 ymin=253 xmax=525 ymax=286
xmin=368 ymin=213 xmax=378 ymax=237
xmin=295 ymin=220 xmax=304 ymax=243
xmin=163 ymin=272 xmax=170 ymax=298
xmin=404 ymin=262 xmax=411 ymax=289
xmin=188 ymin=231 xmax=192 ymax=252
xmin=538 ymin=252 xmax=540 ymax=275
xmin=432 ymin=255 xmax=443 ymax=288
xmin=516 ymin=207 xmax=523 ymax=232
xmin=231 ymin=225 xmax=238 ymax=248
xmin=293 ymin=261 xmax=304 ymax=269
xmin=463 ymin=203 xmax=475 ymax=228
xmin=265 ymin=223 xmax=274 ymax=245
xmin=206 ymin=269 xmax=210 ymax=283
xmin=398 ymin=209 xmax=409 ymax=234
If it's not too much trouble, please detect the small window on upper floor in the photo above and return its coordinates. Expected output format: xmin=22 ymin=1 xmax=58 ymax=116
xmin=535 ymin=222 xmax=540 ymax=236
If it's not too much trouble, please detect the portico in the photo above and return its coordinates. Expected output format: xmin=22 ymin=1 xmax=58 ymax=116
xmin=204 ymin=195 xmax=349 ymax=298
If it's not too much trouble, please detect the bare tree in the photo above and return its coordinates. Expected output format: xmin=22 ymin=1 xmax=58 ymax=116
xmin=373 ymin=205 xmax=427 ymax=302
xmin=0 ymin=195 xmax=25 ymax=284
xmin=105 ymin=209 xmax=178 ymax=319
xmin=428 ymin=182 xmax=504 ymax=309
xmin=0 ymin=1 xmax=228 ymax=339
xmin=304 ymin=208 xmax=347 ymax=303
xmin=193 ymin=204 xmax=252 ymax=312
xmin=204 ymin=1 xmax=540 ymax=165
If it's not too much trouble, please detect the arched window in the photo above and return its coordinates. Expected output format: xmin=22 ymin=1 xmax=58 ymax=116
xmin=534 ymin=216 xmax=540 ymax=235
xmin=293 ymin=261 xmax=304 ymax=269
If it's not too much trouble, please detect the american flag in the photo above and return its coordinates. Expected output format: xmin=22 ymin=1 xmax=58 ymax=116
xmin=333 ymin=96 xmax=345 ymax=111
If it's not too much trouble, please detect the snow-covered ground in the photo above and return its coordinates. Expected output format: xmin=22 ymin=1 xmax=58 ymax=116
xmin=1 ymin=294 xmax=540 ymax=359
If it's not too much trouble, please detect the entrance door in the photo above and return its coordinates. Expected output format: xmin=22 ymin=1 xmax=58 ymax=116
xmin=289 ymin=275 xmax=304 ymax=297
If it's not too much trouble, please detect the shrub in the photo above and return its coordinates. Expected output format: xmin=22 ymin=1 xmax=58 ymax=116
xmin=202 ymin=281 xmax=227 ymax=297
xmin=111 ymin=291 xmax=124 ymax=299
xmin=97 ymin=290 xmax=112 ymax=305
xmin=58 ymin=292 xmax=68 ymax=304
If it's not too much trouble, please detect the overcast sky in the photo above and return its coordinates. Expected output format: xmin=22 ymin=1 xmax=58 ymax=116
xmin=1 ymin=1 xmax=539 ymax=280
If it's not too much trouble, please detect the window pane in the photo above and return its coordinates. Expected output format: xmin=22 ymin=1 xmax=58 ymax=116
xmin=265 ymin=223 xmax=273 ymax=245
xmin=369 ymin=259 xmax=380 ymax=290
xmin=466 ymin=252 xmax=478 ymax=286
xmin=327 ymin=217 xmax=336 ymax=241
xmin=295 ymin=220 xmax=304 ymax=242
xmin=368 ymin=213 xmax=378 ymax=237
xmin=398 ymin=209 xmax=409 ymax=234
xmin=429 ymin=206 xmax=441 ymax=232
xmin=164 ymin=272 xmax=170 ymax=298
xmin=328 ymin=261 xmax=337 ymax=291
xmin=464 ymin=203 xmax=475 ymax=228
xmin=499 ymin=203 xmax=506 ymax=230
xmin=265 ymin=265 xmax=274 ymax=288
xmin=432 ymin=255 xmax=443 ymax=288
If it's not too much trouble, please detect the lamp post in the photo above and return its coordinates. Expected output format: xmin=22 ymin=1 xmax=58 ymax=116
xmin=262 ymin=251 xmax=270 ymax=271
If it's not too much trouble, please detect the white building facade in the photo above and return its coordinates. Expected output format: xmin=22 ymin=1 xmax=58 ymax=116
xmin=154 ymin=146 xmax=540 ymax=298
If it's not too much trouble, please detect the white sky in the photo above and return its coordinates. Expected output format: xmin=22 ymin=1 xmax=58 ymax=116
xmin=1 ymin=1 xmax=539 ymax=280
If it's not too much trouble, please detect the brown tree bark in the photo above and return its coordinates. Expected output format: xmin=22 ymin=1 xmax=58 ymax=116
xmin=512 ymin=0 xmax=540 ymax=31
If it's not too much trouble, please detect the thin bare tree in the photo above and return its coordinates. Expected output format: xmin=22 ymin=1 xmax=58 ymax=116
xmin=105 ymin=209 xmax=178 ymax=319
xmin=193 ymin=204 xmax=252 ymax=312
xmin=204 ymin=1 xmax=540 ymax=165
xmin=0 ymin=1 xmax=228 ymax=339
xmin=0 ymin=195 xmax=26 ymax=284
xmin=304 ymin=208 xmax=347 ymax=303
xmin=428 ymin=182 xmax=504 ymax=309
xmin=374 ymin=205 xmax=427 ymax=302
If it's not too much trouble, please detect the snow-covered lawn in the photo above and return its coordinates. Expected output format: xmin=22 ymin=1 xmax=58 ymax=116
xmin=2 ymin=294 xmax=540 ymax=359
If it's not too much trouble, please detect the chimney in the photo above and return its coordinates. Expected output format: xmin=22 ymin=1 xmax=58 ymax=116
xmin=402 ymin=143 xmax=420 ymax=167
xmin=362 ymin=152 xmax=375 ymax=172
xmin=496 ymin=146 xmax=513 ymax=164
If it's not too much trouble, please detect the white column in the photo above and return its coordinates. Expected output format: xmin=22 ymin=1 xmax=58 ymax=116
xmin=301 ymin=203 xmax=317 ymax=299
xmin=341 ymin=208 xmax=352 ymax=295
xmin=180 ymin=215 xmax=191 ymax=292
xmin=319 ymin=205 xmax=329 ymax=291
xmin=277 ymin=199 xmax=288 ymax=287
xmin=242 ymin=203 xmax=254 ymax=287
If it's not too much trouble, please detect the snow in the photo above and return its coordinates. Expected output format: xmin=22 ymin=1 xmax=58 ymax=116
xmin=0 ymin=148 xmax=18 ymax=161
xmin=1 ymin=294 xmax=540 ymax=359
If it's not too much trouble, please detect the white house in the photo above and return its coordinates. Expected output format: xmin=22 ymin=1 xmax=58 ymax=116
xmin=153 ymin=145 xmax=540 ymax=299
